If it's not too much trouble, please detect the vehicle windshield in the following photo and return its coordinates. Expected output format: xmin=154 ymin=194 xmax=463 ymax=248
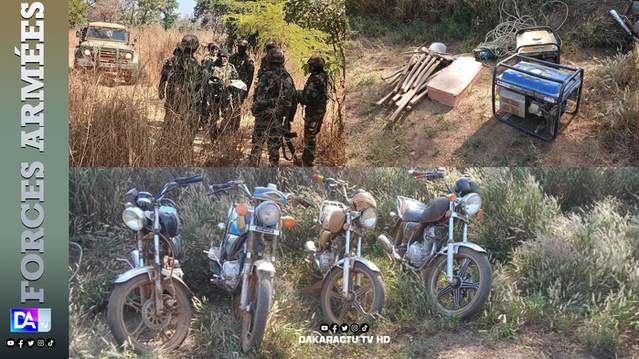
xmin=87 ymin=27 xmax=126 ymax=41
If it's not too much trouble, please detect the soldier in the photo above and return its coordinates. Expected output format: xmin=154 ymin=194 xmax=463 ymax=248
xmin=229 ymin=39 xmax=255 ymax=98
xmin=201 ymin=41 xmax=219 ymax=68
xmin=228 ymin=39 xmax=255 ymax=132
xmin=297 ymin=56 xmax=329 ymax=167
xmin=249 ymin=48 xmax=296 ymax=167
xmin=202 ymin=48 xmax=240 ymax=143
xmin=257 ymin=41 xmax=278 ymax=79
xmin=158 ymin=34 xmax=203 ymax=144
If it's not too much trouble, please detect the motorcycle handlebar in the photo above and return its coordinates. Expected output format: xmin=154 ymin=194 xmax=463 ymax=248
xmin=176 ymin=175 xmax=203 ymax=186
xmin=410 ymin=169 xmax=445 ymax=180
xmin=207 ymin=179 xmax=244 ymax=195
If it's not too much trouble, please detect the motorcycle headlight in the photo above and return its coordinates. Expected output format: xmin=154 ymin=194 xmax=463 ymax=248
xmin=83 ymin=48 xmax=91 ymax=56
xmin=462 ymin=193 xmax=482 ymax=215
xmin=360 ymin=208 xmax=378 ymax=229
xmin=255 ymin=201 xmax=280 ymax=227
xmin=122 ymin=207 xmax=144 ymax=230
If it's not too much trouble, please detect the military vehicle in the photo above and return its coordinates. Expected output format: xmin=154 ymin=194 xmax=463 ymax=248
xmin=74 ymin=22 xmax=140 ymax=83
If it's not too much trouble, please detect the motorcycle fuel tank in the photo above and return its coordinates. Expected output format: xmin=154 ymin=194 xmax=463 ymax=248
xmin=321 ymin=205 xmax=346 ymax=234
xmin=253 ymin=184 xmax=287 ymax=204
xmin=159 ymin=205 xmax=180 ymax=237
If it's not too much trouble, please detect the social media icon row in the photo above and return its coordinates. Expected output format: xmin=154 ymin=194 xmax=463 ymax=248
xmin=6 ymin=338 xmax=55 ymax=348
xmin=319 ymin=322 xmax=369 ymax=333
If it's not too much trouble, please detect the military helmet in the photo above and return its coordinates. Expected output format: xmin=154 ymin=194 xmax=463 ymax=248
xmin=307 ymin=55 xmax=325 ymax=68
xmin=266 ymin=48 xmax=285 ymax=64
xmin=180 ymin=34 xmax=199 ymax=52
xmin=265 ymin=41 xmax=277 ymax=52
xmin=238 ymin=39 xmax=249 ymax=48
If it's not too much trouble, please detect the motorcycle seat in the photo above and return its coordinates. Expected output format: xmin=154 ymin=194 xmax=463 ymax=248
xmin=398 ymin=196 xmax=449 ymax=223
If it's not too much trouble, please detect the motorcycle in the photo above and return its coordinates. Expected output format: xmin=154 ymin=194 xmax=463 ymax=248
xmin=377 ymin=169 xmax=492 ymax=320
xmin=305 ymin=174 xmax=385 ymax=326
xmin=107 ymin=175 xmax=203 ymax=352
xmin=205 ymin=179 xmax=308 ymax=351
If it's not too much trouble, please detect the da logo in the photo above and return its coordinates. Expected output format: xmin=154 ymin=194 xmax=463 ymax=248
xmin=10 ymin=309 xmax=51 ymax=332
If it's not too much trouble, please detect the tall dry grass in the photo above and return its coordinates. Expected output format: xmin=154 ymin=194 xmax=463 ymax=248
xmin=592 ymin=44 xmax=639 ymax=165
xmin=69 ymin=25 xmax=345 ymax=167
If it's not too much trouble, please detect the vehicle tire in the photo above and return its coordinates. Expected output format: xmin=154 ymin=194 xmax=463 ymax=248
xmin=320 ymin=261 xmax=384 ymax=325
xmin=424 ymin=247 xmax=492 ymax=320
xmin=106 ymin=273 xmax=191 ymax=353
xmin=240 ymin=271 xmax=272 ymax=352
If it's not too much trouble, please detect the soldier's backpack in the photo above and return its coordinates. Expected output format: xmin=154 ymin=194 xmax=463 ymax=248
xmin=275 ymin=71 xmax=297 ymax=118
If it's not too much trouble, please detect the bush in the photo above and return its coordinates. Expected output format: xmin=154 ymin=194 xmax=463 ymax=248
xmin=473 ymin=168 xmax=559 ymax=261
xmin=530 ymin=167 xmax=639 ymax=211
xmin=512 ymin=198 xmax=639 ymax=352
xmin=514 ymin=198 xmax=639 ymax=302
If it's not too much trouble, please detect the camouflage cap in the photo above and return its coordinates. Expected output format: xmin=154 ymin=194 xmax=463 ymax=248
xmin=180 ymin=34 xmax=199 ymax=52
xmin=218 ymin=48 xmax=229 ymax=58
xmin=266 ymin=48 xmax=284 ymax=64
xmin=265 ymin=41 xmax=277 ymax=52
xmin=307 ymin=55 xmax=325 ymax=68
xmin=238 ymin=39 xmax=249 ymax=47
xmin=208 ymin=41 xmax=219 ymax=52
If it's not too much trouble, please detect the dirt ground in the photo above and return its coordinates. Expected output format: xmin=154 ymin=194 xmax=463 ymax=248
xmin=398 ymin=326 xmax=600 ymax=359
xmin=346 ymin=38 xmax=621 ymax=167
xmin=69 ymin=30 xmax=338 ymax=167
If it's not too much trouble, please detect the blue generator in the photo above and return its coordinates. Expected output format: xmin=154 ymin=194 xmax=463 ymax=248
xmin=492 ymin=54 xmax=584 ymax=140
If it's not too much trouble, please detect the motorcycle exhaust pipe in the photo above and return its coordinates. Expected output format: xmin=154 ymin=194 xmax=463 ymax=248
xmin=377 ymin=235 xmax=401 ymax=260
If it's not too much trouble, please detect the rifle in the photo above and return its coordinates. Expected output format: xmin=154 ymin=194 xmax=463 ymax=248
xmin=281 ymin=91 xmax=300 ymax=165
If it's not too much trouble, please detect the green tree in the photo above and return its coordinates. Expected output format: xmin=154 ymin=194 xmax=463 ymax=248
xmin=160 ymin=0 xmax=179 ymax=30
xmin=284 ymin=0 xmax=345 ymax=133
xmin=69 ymin=0 xmax=90 ymax=26
xmin=221 ymin=0 xmax=335 ymax=77
xmin=137 ymin=0 xmax=163 ymax=25
xmin=284 ymin=0 xmax=345 ymax=76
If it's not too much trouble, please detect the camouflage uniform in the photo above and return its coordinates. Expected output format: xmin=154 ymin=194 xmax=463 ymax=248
xmin=228 ymin=40 xmax=255 ymax=132
xmin=202 ymin=49 xmax=240 ymax=143
xmin=249 ymin=48 xmax=296 ymax=167
xmin=298 ymin=56 xmax=329 ymax=167
xmin=229 ymin=40 xmax=255 ymax=96
xmin=159 ymin=36 xmax=203 ymax=144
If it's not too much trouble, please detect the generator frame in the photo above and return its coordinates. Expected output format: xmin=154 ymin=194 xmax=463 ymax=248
xmin=515 ymin=26 xmax=561 ymax=64
xmin=492 ymin=54 xmax=584 ymax=141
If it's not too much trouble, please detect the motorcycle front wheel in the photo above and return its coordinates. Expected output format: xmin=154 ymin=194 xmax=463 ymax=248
xmin=240 ymin=271 xmax=273 ymax=352
xmin=424 ymin=247 xmax=492 ymax=320
xmin=106 ymin=273 xmax=191 ymax=353
xmin=320 ymin=261 xmax=385 ymax=325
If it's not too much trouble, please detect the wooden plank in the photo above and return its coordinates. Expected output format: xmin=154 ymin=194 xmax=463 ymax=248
xmin=427 ymin=57 xmax=483 ymax=107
